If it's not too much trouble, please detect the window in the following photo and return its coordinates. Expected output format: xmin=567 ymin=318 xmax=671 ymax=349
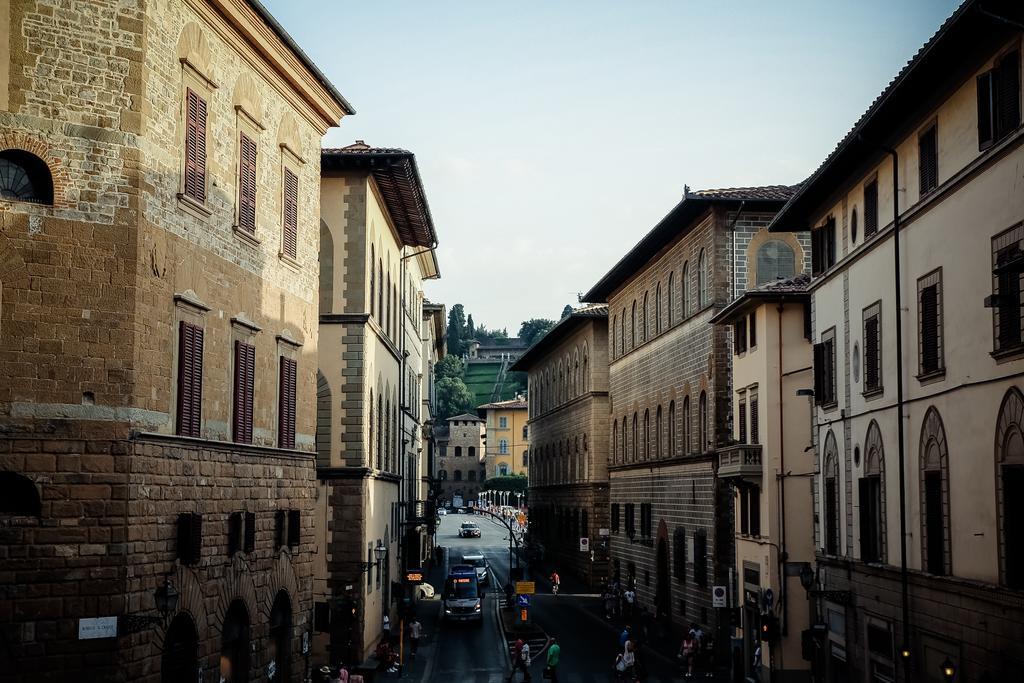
xmin=438 ymin=469 xmax=447 ymax=480
xmin=864 ymin=179 xmax=879 ymax=238
xmin=611 ymin=315 xmax=618 ymax=358
xmin=632 ymin=413 xmax=638 ymax=462
xmin=738 ymin=486 xmax=761 ymax=536
xmin=611 ymin=503 xmax=620 ymax=533
xmin=667 ymin=274 xmax=674 ymax=326
xmin=668 ymin=401 xmax=676 ymax=456
xmin=522 ymin=451 xmax=528 ymax=467
xmin=455 ymin=446 xmax=462 ymax=457
xmin=823 ymin=433 xmax=840 ymax=556
xmin=631 ymin=300 xmax=637 ymax=349
xmin=621 ymin=417 xmax=627 ymax=463
xmin=682 ymin=397 xmax=690 ymax=454
xmin=523 ymin=425 xmax=528 ymax=439
xmin=176 ymin=321 xmax=204 ymax=438
xmin=978 ymin=50 xmax=1021 ymax=150
xmin=499 ymin=439 xmax=508 ymax=455
xmin=0 ymin=149 xmax=54 ymax=204
xmin=734 ymin=318 xmax=747 ymax=355
xmin=693 ymin=530 xmax=707 ymax=587
xmin=625 ymin=503 xmax=635 ymax=538
xmin=698 ymin=391 xmax=707 ymax=452
xmin=453 ymin=470 xmax=462 ymax=481
xmin=613 ymin=421 xmax=619 ymax=463
xmin=682 ymin=263 xmax=690 ymax=318
xmin=920 ymin=408 xmax=950 ymax=575
xmin=811 ymin=217 xmax=837 ymax=275
xmin=620 ymin=310 xmax=625 ymax=356
xmin=469 ymin=470 xmax=478 ymax=480
xmin=183 ymin=88 xmax=208 ymax=203
xmin=641 ymin=292 xmax=648 ymax=342
xmin=919 ymin=124 xmax=938 ymax=196
xmin=851 ymin=207 xmax=859 ymax=243
xmin=738 ymin=394 xmax=747 ymax=444
xmin=278 ymin=357 xmax=297 ymax=449
xmin=282 ymin=168 xmax=298 ymax=259
xmin=860 ymin=423 xmax=885 ymax=563
xmin=643 ymin=410 xmax=650 ymax=459
xmin=697 ymin=250 xmax=707 ymax=308
xmin=0 ymin=472 xmax=41 ymax=517
xmin=655 ymin=285 xmax=662 ymax=335
xmin=673 ymin=527 xmax=686 ymax=582
xmin=232 ymin=341 xmax=255 ymax=443
xmin=814 ymin=329 xmax=837 ymax=407
xmin=177 ymin=512 xmax=202 ymax=565
xmin=998 ymin=388 xmax=1024 ymax=588
xmin=990 ymin=225 xmax=1024 ymax=353
xmin=640 ymin=502 xmax=653 ymax=538
xmin=228 ymin=511 xmax=257 ymax=556
xmin=918 ymin=269 xmax=944 ymax=377
xmin=655 ymin=406 xmax=663 ymax=458
xmin=749 ymin=312 xmax=757 ymax=348
xmin=863 ymin=303 xmax=882 ymax=395
xmin=750 ymin=392 xmax=759 ymax=445
xmin=499 ymin=416 xmax=508 ymax=429
xmin=867 ymin=620 xmax=895 ymax=683
xmin=237 ymin=132 xmax=258 ymax=234
xmin=755 ymin=240 xmax=796 ymax=285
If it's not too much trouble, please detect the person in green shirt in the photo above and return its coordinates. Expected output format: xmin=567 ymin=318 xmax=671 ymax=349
xmin=546 ymin=637 xmax=561 ymax=682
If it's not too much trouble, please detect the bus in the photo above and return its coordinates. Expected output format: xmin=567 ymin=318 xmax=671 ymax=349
xmin=443 ymin=564 xmax=483 ymax=622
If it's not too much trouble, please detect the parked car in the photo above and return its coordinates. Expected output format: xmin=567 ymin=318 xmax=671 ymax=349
xmin=416 ymin=582 xmax=436 ymax=599
xmin=437 ymin=508 xmax=447 ymax=516
xmin=459 ymin=522 xmax=481 ymax=538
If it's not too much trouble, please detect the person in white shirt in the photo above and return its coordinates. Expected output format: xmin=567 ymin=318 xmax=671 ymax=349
xmin=408 ymin=617 xmax=423 ymax=657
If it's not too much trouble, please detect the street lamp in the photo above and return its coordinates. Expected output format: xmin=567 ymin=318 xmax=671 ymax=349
xmin=940 ymin=657 xmax=956 ymax=682
xmin=122 ymin=577 xmax=180 ymax=634
xmin=358 ymin=541 xmax=388 ymax=573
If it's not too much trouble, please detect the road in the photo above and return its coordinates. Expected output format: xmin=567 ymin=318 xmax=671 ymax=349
xmin=407 ymin=511 xmax=683 ymax=683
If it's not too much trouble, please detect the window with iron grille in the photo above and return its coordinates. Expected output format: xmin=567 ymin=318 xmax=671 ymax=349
xmin=917 ymin=269 xmax=944 ymax=377
xmin=813 ymin=328 xmax=837 ymax=407
xmin=176 ymin=321 xmax=204 ymax=437
xmin=278 ymin=357 xmax=297 ymax=449
xmin=625 ymin=503 xmax=635 ymax=538
xmin=611 ymin=503 xmax=620 ymax=533
xmin=183 ymin=88 xmax=207 ymax=203
xmin=863 ymin=179 xmax=879 ymax=238
xmin=282 ymin=168 xmax=299 ymax=259
xmin=811 ymin=217 xmax=836 ymax=276
xmin=237 ymin=132 xmax=257 ymax=232
xmin=734 ymin=318 xmax=747 ymax=355
xmin=177 ymin=512 xmax=203 ymax=566
xmin=978 ymin=50 xmax=1021 ymax=150
xmin=990 ymin=224 xmax=1024 ymax=354
xmin=233 ymin=341 xmax=255 ymax=443
xmin=863 ymin=303 xmax=882 ymax=395
xmin=918 ymin=124 xmax=938 ymax=196
xmin=673 ymin=527 xmax=686 ymax=582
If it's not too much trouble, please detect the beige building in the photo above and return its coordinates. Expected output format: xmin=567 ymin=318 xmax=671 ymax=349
xmin=584 ymin=185 xmax=803 ymax=660
xmin=420 ymin=302 xmax=447 ymax=557
xmin=512 ymin=304 xmax=610 ymax=588
xmin=712 ymin=276 xmax=814 ymax=683
xmin=0 ymin=1 xmax=349 ymax=681
xmin=314 ymin=142 xmax=439 ymax=664
xmin=436 ymin=414 xmax=486 ymax=505
xmin=767 ymin=2 xmax=1024 ymax=680
xmin=479 ymin=397 xmax=530 ymax=479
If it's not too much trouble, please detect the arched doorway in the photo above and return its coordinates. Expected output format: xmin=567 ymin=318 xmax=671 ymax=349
xmin=655 ymin=533 xmax=671 ymax=622
xmin=268 ymin=591 xmax=292 ymax=682
xmin=220 ymin=600 xmax=250 ymax=683
xmin=161 ymin=612 xmax=198 ymax=683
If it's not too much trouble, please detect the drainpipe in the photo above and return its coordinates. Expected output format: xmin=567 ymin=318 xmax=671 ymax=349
xmin=776 ymin=302 xmax=788 ymax=647
xmin=883 ymin=146 xmax=912 ymax=681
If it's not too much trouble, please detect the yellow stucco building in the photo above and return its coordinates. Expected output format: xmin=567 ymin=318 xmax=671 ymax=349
xmin=480 ymin=398 xmax=530 ymax=480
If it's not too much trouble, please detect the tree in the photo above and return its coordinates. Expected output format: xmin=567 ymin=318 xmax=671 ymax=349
xmin=518 ymin=318 xmax=557 ymax=346
xmin=435 ymin=376 xmax=476 ymax=421
xmin=482 ymin=474 xmax=528 ymax=494
xmin=467 ymin=314 xmax=475 ymax=340
xmin=447 ymin=304 xmax=467 ymax=357
xmin=561 ymin=304 xmax=573 ymax=320
xmin=435 ymin=355 xmax=465 ymax=382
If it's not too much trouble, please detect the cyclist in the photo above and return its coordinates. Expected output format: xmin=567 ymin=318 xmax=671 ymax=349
xmin=549 ymin=570 xmax=561 ymax=595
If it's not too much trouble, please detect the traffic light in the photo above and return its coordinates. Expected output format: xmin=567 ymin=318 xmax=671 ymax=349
xmin=759 ymin=614 xmax=780 ymax=642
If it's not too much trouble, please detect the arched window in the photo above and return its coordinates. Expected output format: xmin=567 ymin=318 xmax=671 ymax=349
xmin=998 ymin=388 xmax=1024 ymax=587
xmin=162 ymin=613 xmax=198 ymax=683
xmin=469 ymin=470 xmax=477 ymax=481
xmin=613 ymin=421 xmax=619 ymax=463
xmin=697 ymin=250 xmax=707 ymax=308
xmin=268 ymin=591 xmax=292 ymax=683
xmin=860 ymin=421 xmax=886 ymax=563
xmin=621 ymin=417 xmax=627 ymax=464
xmin=369 ymin=244 xmax=375 ymax=315
xmin=386 ymin=271 xmax=392 ymax=337
xmin=438 ymin=469 xmax=447 ymax=480
xmin=632 ymin=413 xmax=638 ymax=463
xmin=682 ymin=263 xmax=690 ymax=318
xmin=655 ymin=285 xmax=662 ymax=335
xmin=378 ymin=259 xmax=384 ymax=324
xmin=682 ymin=397 xmax=690 ymax=455
xmin=612 ymin=315 xmax=618 ymax=358
xmin=316 ymin=373 xmax=332 ymax=466
xmin=644 ymin=409 xmax=650 ymax=459
xmin=823 ymin=431 xmax=840 ymax=556
xmin=668 ymin=401 xmax=676 ymax=457
xmin=920 ymin=407 xmax=951 ymax=576
xmin=620 ymin=310 xmax=626 ymax=355
xmin=851 ymin=206 xmax=859 ymax=244
xmin=641 ymin=292 xmax=648 ymax=343
xmin=454 ymin=470 xmax=463 ymax=482
xmin=756 ymin=240 xmax=797 ymax=285
xmin=698 ymin=391 xmax=707 ymax=452
xmin=523 ymin=451 xmax=529 ymax=467
xmin=0 ymin=471 xmax=41 ymax=517
xmin=655 ymin=405 xmax=663 ymax=458
xmin=221 ymin=600 xmax=250 ymax=683
xmin=631 ymin=301 xmax=637 ymax=349
xmin=582 ymin=353 xmax=589 ymax=393
xmin=667 ymin=273 xmax=674 ymax=326
xmin=0 ymin=149 xmax=54 ymax=204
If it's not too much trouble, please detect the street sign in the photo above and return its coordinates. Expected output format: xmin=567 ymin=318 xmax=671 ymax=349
xmin=598 ymin=528 xmax=610 ymax=536
xmin=79 ymin=617 xmax=117 ymax=640
xmin=515 ymin=581 xmax=535 ymax=595
xmin=579 ymin=537 xmax=590 ymax=552
xmin=517 ymin=594 xmax=530 ymax=607
xmin=712 ymin=585 xmax=728 ymax=608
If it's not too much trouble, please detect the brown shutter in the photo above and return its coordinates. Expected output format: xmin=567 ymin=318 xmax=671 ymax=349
xmin=184 ymin=89 xmax=207 ymax=203
xmin=189 ymin=326 xmax=204 ymax=437
xmin=288 ymin=509 xmax=300 ymax=548
xmin=738 ymin=401 xmax=747 ymax=444
xmin=228 ymin=511 xmax=242 ymax=555
xmin=749 ymin=312 xmax=757 ymax=347
xmin=864 ymin=181 xmax=878 ymax=237
xmin=918 ymin=126 xmax=938 ymax=195
xmin=282 ymin=169 xmax=299 ymax=258
xmin=275 ymin=510 xmax=286 ymax=549
xmin=233 ymin=341 xmax=255 ymax=443
xmin=238 ymin=132 xmax=257 ymax=233
xmin=177 ymin=321 xmax=203 ymax=438
xmin=244 ymin=511 xmax=256 ymax=553
xmin=865 ymin=317 xmax=879 ymax=390
xmin=188 ymin=513 xmax=203 ymax=565
xmin=813 ymin=343 xmax=824 ymax=404
xmin=278 ymin=357 xmax=297 ymax=449
xmin=921 ymin=284 xmax=940 ymax=372
xmin=996 ymin=51 xmax=1021 ymax=140
xmin=750 ymin=397 xmax=759 ymax=444
xmin=978 ymin=71 xmax=995 ymax=149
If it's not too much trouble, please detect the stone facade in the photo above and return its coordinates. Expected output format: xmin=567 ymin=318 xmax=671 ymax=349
xmin=479 ymin=399 xmax=530 ymax=479
xmin=513 ymin=305 xmax=610 ymax=588
xmin=436 ymin=415 xmax=486 ymax=505
xmin=0 ymin=1 xmax=348 ymax=681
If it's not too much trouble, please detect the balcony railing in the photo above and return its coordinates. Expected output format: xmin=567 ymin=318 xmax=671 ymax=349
xmin=717 ymin=444 xmax=763 ymax=480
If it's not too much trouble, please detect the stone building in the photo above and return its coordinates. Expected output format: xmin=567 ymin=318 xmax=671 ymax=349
xmin=0 ymin=1 xmax=350 ymax=681
xmin=711 ymin=275 xmax=814 ymax=683
xmin=419 ymin=302 xmax=447 ymax=558
xmin=479 ymin=397 xmax=530 ymax=479
xmin=512 ymin=304 xmax=610 ymax=588
xmin=435 ymin=414 xmax=486 ymax=505
xmin=583 ymin=185 xmax=800 ymax=661
xmin=314 ymin=142 xmax=439 ymax=664
xmin=768 ymin=2 xmax=1024 ymax=680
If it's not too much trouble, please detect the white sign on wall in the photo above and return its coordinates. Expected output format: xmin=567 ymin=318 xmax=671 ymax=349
xmin=579 ymin=537 xmax=590 ymax=552
xmin=79 ymin=617 xmax=117 ymax=640
xmin=712 ymin=585 xmax=728 ymax=608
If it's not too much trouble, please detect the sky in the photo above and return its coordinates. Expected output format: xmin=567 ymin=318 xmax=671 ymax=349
xmin=265 ymin=0 xmax=961 ymax=333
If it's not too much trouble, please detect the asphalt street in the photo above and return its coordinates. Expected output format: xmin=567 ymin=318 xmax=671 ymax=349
xmin=394 ymin=512 xmax=685 ymax=683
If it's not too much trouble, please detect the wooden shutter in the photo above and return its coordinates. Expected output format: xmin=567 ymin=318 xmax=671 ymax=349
xmin=918 ymin=126 xmax=938 ymax=195
xmin=865 ymin=316 xmax=879 ymax=390
xmin=739 ymin=487 xmax=749 ymax=535
xmin=288 ymin=509 xmax=300 ymax=548
xmin=921 ymin=284 xmax=940 ymax=373
xmin=996 ymin=51 xmax=1021 ymax=140
xmin=738 ymin=400 xmax=747 ymax=444
xmin=750 ymin=486 xmax=761 ymax=536
xmin=825 ymin=338 xmax=836 ymax=404
xmin=278 ymin=357 xmax=297 ymax=449
xmin=750 ymin=397 xmax=759 ymax=444
xmin=813 ymin=343 xmax=824 ymax=404
xmin=233 ymin=341 xmax=255 ymax=443
xmin=177 ymin=321 xmax=203 ymax=438
xmin=858 ymin=478 xmax=872 ymax=561
xmin=734 ymin=319 xmax=746 ymax=355
xmin=238 ymin=132 xmax=258 ymax=233
xmin=811 ymin=229 xmax=822 ymax=276
xmin=924 ymin=471 xmax=945 ymax=574
xmin=749 ymin=312 xmax=757 ymax=348
xmin=184 ymin=89 xmax=207 ymax=202
xmin=177 ymin=512 xmax=203 ymax=566
xmin=244 ymin=511 xmax=256 ymax=553
xmin=694 ymin=530 xmax=707 ymax=586
xmin=825 ymin=479 xmax=838 ymax=555
xmin=282 ymin=168 xmax=299 ymax=258
xmin=275 ymin=510 xmax=286 ymax=549
xmin=228 ymin=511 xmax=242 ymax=556
xmin=978 ymin=71 xmax=995 ymax=149
xmin=625 ymin=503 xmax=635 ymax=538
xmin=864 ymin=181 xmax=878 ymax=237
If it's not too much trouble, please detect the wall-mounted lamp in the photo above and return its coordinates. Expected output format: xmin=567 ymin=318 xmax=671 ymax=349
xmin=122 ymin=577 xmax=180 ymax=634
xmin=940 ymin=657 xmax=956 ymax=682
xmin=358 ymin=541 xmax=388 ymax=573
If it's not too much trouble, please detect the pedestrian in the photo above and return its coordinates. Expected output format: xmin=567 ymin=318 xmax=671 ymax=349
xmin=408 ymin=616 xmax=422 ymax=658
xmin=550 ymin=570 xmax=560 ymax=595
xmin=614 ymin=640 xmax=635 ymax=680
xmin=382 ymin=614 xmax=391 ymax=642
xmin=619 ymin=625 xmax=631 ymax=649
xmin=507 ymin=638 xmax=531 ymax=682
xmin=678 ymin=631 xmax=697 ymax=678
xmin=623 ymin=587 xmax=636 ymax=619
xmin=545 ymin=636 xmax=560 ymax=682
xmin=604 ymin=590 xmax=615 ymax=620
